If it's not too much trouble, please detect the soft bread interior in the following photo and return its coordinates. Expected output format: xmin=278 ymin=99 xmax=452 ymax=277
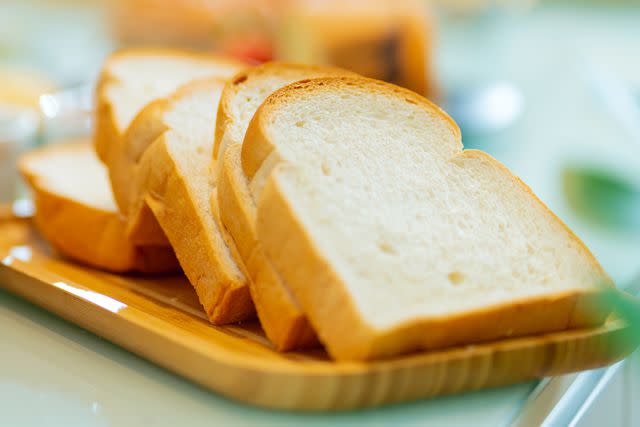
xmin=162 ymin=82 xmax=250 ymax=312
xmin=127 ymin=78 xmax=252 ymax=323
xmin=103 ymin=50 xmax=243 ymax=138
xmin=247 ymin=77 xmax=612 ymax=359
xmin=19 ymin=140 xmax=179 ymax=273
xmin=96 ymin=50 xmax=245 ymax=246
xmin=157 ymin=82 xmax=233 ymax=253
xmin=22 ymin=142 xmax=115 ymax=212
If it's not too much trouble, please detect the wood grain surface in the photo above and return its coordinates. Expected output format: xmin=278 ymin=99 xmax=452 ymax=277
xmin=0 ymin=211 xmax=637 ymax=411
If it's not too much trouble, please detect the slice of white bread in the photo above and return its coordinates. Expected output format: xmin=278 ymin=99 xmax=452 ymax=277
xmin=123 ymin=78 xmax=253 ymax=324
xmin=95 ymin=48 xmax=245 ymax=245
xmin=243 ymin=77 xmax=614 ymax=361
xmin=215 ymin=63 xmax=357 ymax=350
xmin=19 ymin=140 xmax=179 ymax=273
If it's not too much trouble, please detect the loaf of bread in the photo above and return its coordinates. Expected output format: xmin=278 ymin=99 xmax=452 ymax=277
xmin=215 ymin=63 xmax=356 ymax=350
xmin=19 ymin=140 xmax=179 ymax=273
xmin=242 ymin=77 xmax=613 ymax=360
xmin=95 ymin=48 xmax=245 ymax=245
xmin=121 ymin=78 xmax=253 ymax=324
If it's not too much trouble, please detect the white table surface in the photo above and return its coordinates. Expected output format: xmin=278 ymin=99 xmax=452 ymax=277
xmin=1 ymin=1 xmax=639 ymax=426
xmin=0 ymin=289 xmax=535 ymax=427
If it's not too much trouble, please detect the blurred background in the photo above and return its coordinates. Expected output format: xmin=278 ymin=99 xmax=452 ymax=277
xmin=0 ymin=0 xmax=640 ymax=283
xmin=0 ymin=1 xmax=639 ymax=425
xmin=0 ymin=0 xmax=638 ymax=283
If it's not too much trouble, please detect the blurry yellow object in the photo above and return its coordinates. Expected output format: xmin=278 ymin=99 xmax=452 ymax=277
xmin=111 ymin=0 xmax=438 ymax=97
xmin=112 ymin=0 xmax=275 ymax=55
xmin=275 ymin=0 xmax=438 ymax=98
xmin=0 ymin=66 xmax=56 ymax=109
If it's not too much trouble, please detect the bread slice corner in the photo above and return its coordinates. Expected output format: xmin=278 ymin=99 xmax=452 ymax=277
xmin=95 ymin=47 xmax=245 ymax=162
xmin=214 ymin=62 xmax=358 ymax=172
xmin=19 ymin=139 xmax=179 ymax=274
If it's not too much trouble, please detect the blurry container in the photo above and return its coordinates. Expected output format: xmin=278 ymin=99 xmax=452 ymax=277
xmin=0 ymin=66 xmax=53 ymax=202
xmin=39 ymin=84 xmax=93 ymax=142
xmin=275 ymin=0 xmax=438 ymax=98
xmin=0 ymin=107 xmax=39 ymax=203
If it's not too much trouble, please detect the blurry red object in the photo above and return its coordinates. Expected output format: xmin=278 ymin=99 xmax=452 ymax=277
xmin=221 ymin=33 xmax=274 ymax=64
xmin=111 ymin=0 xmax=275 ymax=52
xmin=111 ymin=0 xmax=438 ymax=97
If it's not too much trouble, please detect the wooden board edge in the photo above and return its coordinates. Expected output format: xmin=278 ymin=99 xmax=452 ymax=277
xmin=1 ymin=261 xmax=637 ymax=411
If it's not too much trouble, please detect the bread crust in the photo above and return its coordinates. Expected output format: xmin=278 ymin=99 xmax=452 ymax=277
xmin=246 ymin=77 xmax=612 ymax=360
xmin=94 ymin=69 xmax=118 ymax=163
xmin=241 ymin=76 xmax=461 ymax=179
xmin=126 ymin=79 xmax=254 ymax=324
xmin=214 ymin=63 xmax=358 ymax=350
xmin=19 ymin=141 xmax=179 ymax=273
xmin=96 ymin=48 xmax=246 ymax=160
xmin=115 ymin=98 xmax=171 ymax=245
xmin=214 ymin=62 xmax=357 ymax=167
xmin=258 ymin=167 xmax=611 ymax=360
xmin=458 ymin=149 xmax=611 ymax=286
xmin=217 ymin=145 xmax=318 ymax=349
xmin=95 ymin=48 xmax=245 ymax=245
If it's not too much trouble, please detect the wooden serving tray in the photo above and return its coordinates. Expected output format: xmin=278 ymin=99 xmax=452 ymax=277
xmin=0 ymin=210 xmax=637 ymax=411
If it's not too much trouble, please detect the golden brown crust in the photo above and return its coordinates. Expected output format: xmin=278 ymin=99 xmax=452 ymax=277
xmin=245 ymin=247 xmax=319 ymax=350
xmin=19 ymin=141 xmax=179 ymax=274
xmin=256 ymin=170 xmax=375 ymax=359
xmin=212 ymin=76 xmax=236 ymax=164
xmin=459 ymin=150 xmax=612 ymax=287
xmin=217 ymin=145 xmax=318 ymax=349
xmin=216 ymin=147 xmax=258 ymax=261
xmin=246 ymin=77 xmax=611 ymax=360
xmin=96 ymin=47 xmax=223 ymax=162
xmin=94 ymin=47 xmax=245 ymax=241
xmin=242 ymin=76 xmax=461 ymax=180
xmin=133 ymin=133 xmax=253 ymax=323
xmin=214 ymin=62 xmax=358 ymax=168
xmin=31 ymin=188 xmax=179 ymax=273
xmin=113 ymin=98 xmax=171 ymax=245
xmin=241 ymin=111 xmax=279 ymax=181
xmin=124 ymin=202 xmax=169 ymax=246
xmin=214 ymin=64 xmax=360 ymax=350
xmin=94 ymin=71 xmax=119 ymax=163
xmin=257 ymin=163 xmax=611 ymax=360
xmin=125 ymin=79 xmax=254 ymax=324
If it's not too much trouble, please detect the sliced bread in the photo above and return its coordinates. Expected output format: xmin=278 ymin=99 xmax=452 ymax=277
xmin=243 ymin=77 xmax=613 ymax=360
xmin=124 ymin=78 xmax=253 ymax=324
xmin=95 ymin=48 xmax=245 ymax=244
xmin=19 ymin=140 xmax=179 ymax=273
xmin=215 ymin=63 xmax=356 ymax=350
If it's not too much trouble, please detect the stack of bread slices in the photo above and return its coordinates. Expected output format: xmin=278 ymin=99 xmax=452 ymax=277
xmin=20 ymin=49 xmax=613 ymax=361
